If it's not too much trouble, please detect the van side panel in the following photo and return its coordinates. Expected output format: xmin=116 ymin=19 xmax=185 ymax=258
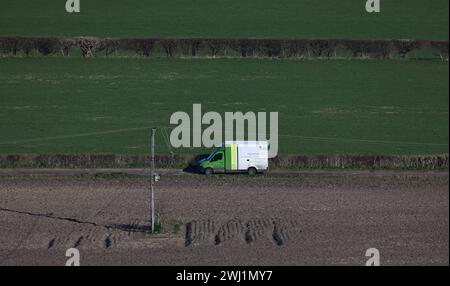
xmin=237 ymin=144 xmax=268 ymax=171
xmin=224 ymin=141 xmax=268 ymax=172
xmin=225 ymin=145 xmax=232 ymax=170
xmin=232 ymin=143 xmax=238 ymax=170
xmin=224 ymin=143 xmax=238 ymax=171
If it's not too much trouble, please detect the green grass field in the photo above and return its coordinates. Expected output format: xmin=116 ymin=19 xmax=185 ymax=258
xmin=0 ymin=58 xmax=448 ymax=155
xmin=0 ymin=0 xmax=448 ymax=40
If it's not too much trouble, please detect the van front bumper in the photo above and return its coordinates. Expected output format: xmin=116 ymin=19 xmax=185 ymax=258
xmin=188 ymin=164 xmax=206 ymax=174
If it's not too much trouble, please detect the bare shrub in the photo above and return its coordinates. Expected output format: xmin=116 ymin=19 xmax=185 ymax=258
xmin=430 ymin=40 xmax=449 ymax=60
xmin=281 ymin=39 xmax=308 ymax=58
xmin=393 ymin=40 xmax=423 ymax=59
xmin=159 ymin=39 xmax=177 ymax=57
xmin=308 ymin=40 xmax=337 ymax=58
xmin=260 ymin=39 xmax=282 ymax=58
xmin=0 ymin=37 xmax=19 ymax=55
xmin=58 ymin=37 xmax=76 ymax=56
xmin=34 ymin=37 xmax=61 ymax=56
xmin=76 ymin=37 xmax=101 ymax=58
xmin=206 ymin=39 xmax=224 ymax=57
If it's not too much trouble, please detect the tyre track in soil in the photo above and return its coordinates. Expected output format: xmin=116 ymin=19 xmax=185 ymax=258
xmin=41 ymin=188 xmax=127 ymax=251
xmin=0 ymin=177 xmax=158 ymax=257
xmin=0 ymin=208 xmax=159 ymax=251
xmin=185 ymin=218 xmax=301 ymax=247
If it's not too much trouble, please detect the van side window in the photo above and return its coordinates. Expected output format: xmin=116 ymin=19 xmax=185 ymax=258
xmin=212 ymin=153 xmax=223 ymax=162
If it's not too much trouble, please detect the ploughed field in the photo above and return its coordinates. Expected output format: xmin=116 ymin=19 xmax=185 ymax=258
xmin=0 ymin=172 xmax=448 ymax=265
xmin=0 ymin=0 xmax=448 ymax=39
xmin=0 ymin=58 xmax=448 ymax=155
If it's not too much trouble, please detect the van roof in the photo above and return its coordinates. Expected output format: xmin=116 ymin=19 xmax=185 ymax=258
xmin=222 ymin=141 xmax=268 ymax=146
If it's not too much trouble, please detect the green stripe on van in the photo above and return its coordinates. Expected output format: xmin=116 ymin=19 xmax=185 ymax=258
xmin=225 ymin=145 xmax=232 ymax=170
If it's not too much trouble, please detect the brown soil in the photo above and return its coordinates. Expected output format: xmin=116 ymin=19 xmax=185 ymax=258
xmin=0 ymin=172 xmax=448 ymax=265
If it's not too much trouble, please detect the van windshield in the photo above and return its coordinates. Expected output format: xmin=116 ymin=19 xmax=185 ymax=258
xmin=206 ymin=150 xmax=218 ymax=161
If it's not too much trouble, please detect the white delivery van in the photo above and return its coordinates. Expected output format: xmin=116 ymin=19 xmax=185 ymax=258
xmin=197 ymin=141 xmax=269 ymax=174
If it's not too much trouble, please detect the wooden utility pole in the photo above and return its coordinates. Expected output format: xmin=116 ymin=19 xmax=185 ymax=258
xmin=150 ymin=128 xmax=156 ymax=233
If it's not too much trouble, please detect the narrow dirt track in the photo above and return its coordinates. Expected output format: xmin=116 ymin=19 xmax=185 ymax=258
xmin=0 ymin=172 xmax=448 ymax=266
xmin=0 ymin=168 xmax=448 ymax=177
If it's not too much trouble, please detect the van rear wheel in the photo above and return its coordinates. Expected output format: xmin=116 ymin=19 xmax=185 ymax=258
xmin=204 ymin=168 xmax=213 ymax=175
xmin=248 ymin=167 xmax=257 ymax=175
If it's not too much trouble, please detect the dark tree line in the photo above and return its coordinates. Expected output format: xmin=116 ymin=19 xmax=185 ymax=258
xmin=0 ymin=37 xmax=447 ymax=60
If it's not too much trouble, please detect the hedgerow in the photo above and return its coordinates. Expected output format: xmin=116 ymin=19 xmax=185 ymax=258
xmin=0 ymin=37 xmax=447 ymax=60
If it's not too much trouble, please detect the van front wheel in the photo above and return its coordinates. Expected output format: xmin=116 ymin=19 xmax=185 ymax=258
xmin=204 ymin=168 xmax=213 ymax=175
xmin=248 ymin=167 xmax=257 ymax=176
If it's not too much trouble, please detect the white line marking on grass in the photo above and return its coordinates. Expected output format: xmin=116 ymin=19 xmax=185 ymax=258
xmin=279 ymin=134 xmax=448 ymax=147
xmin=0 ymin=127 xmax=447 ymax=149
xmin=0 ymin=126 xmax=162 ymax=145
